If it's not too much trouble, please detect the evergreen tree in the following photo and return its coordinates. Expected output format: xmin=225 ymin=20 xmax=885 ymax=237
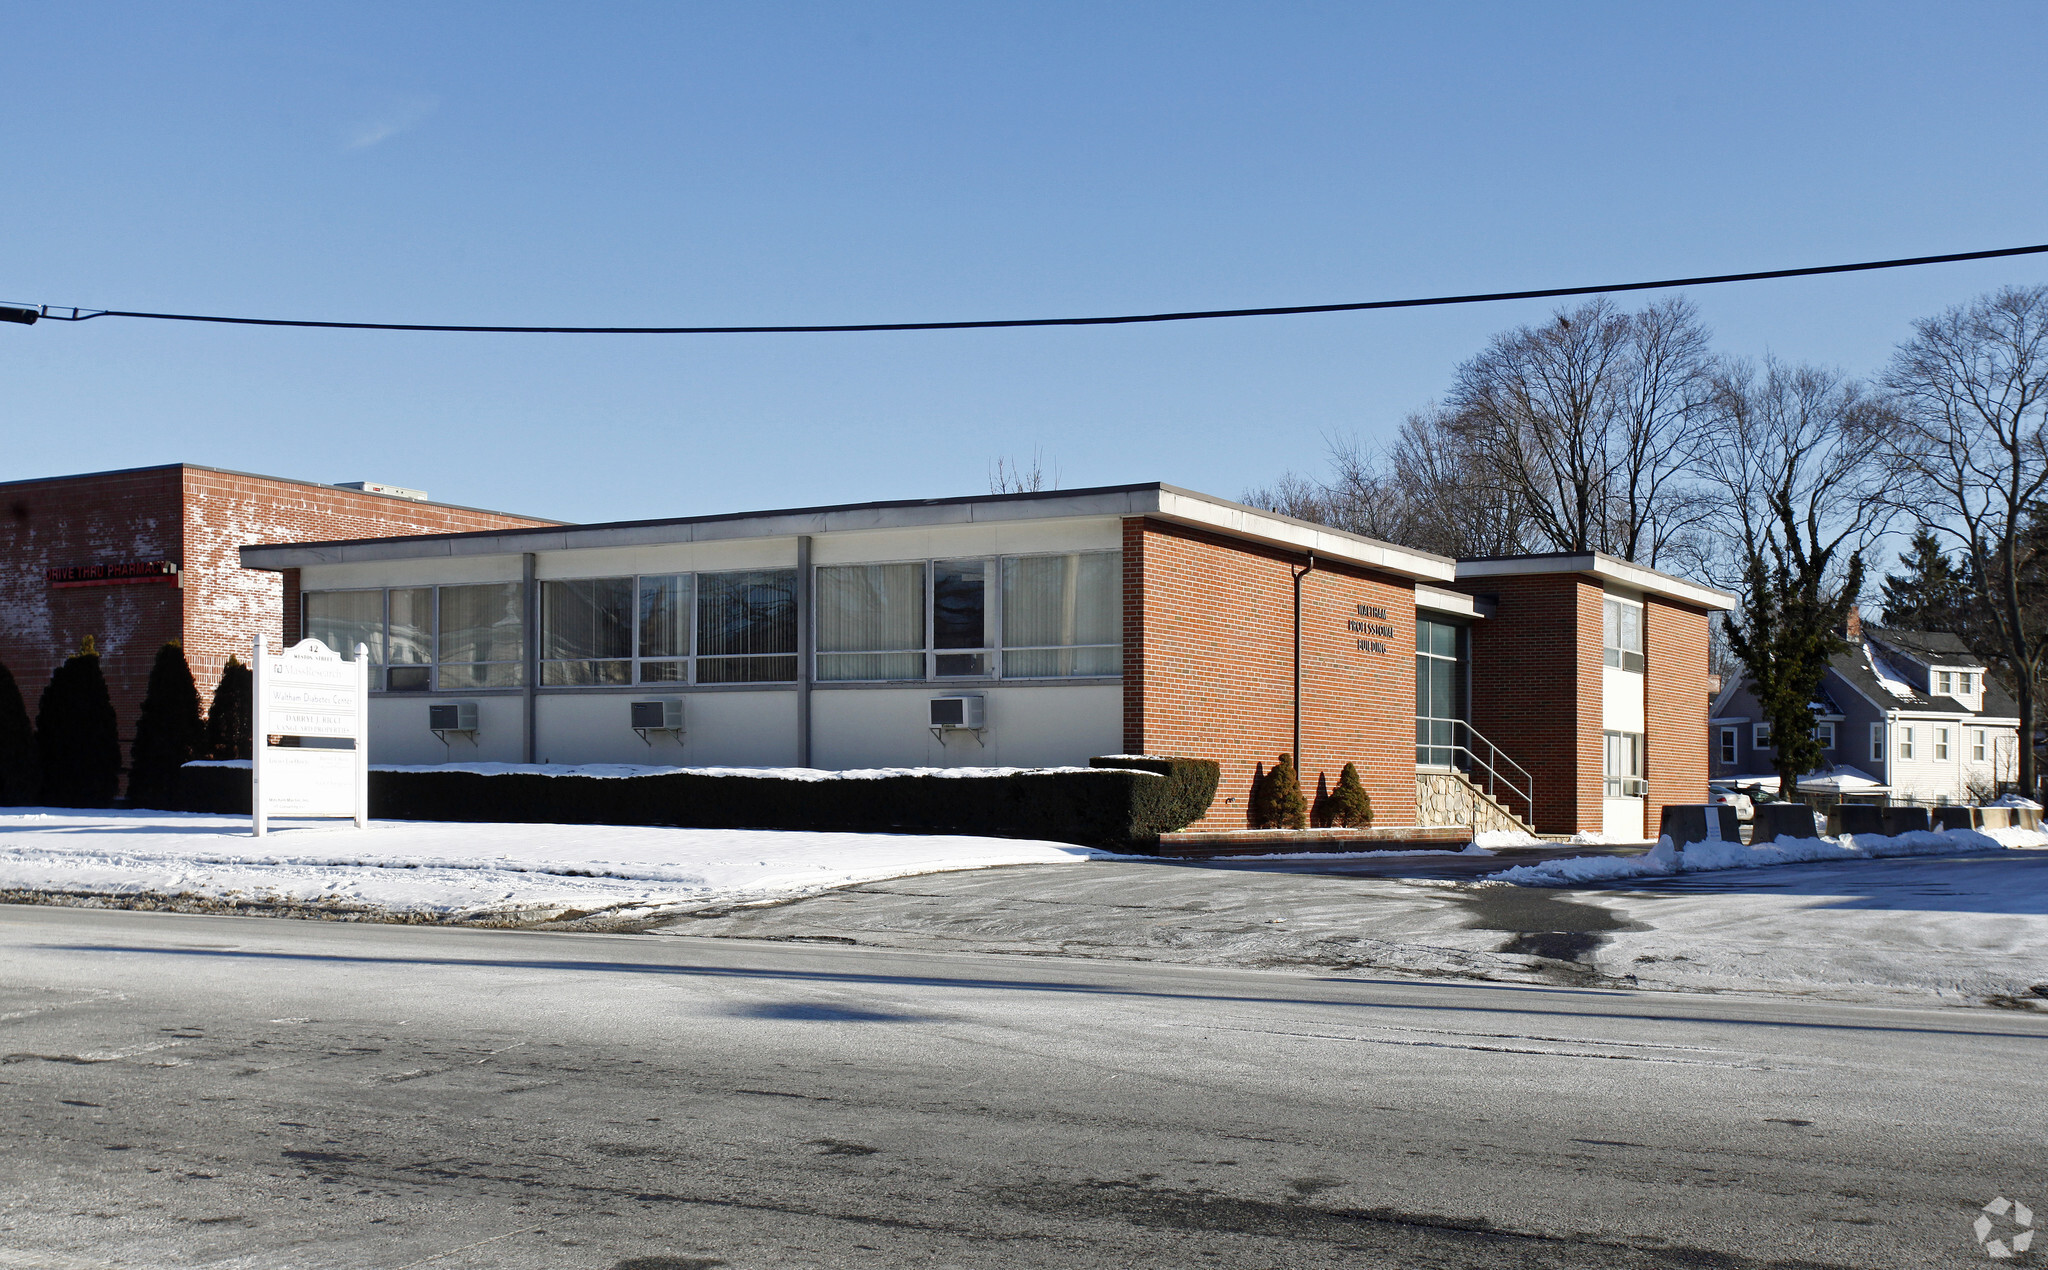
xmin=1247 ymin=760 xmax=1274 ymax=829
xmin=1726 ymin=530 xmax=1863 ymax=800
xmin=1269 ymin=753 xmax=1308 ymax=831
xmin=0 ymin=660 xmax=38 ymax=805
xmin=1328 ymin=762 xmax=1374 ymax=828
xmin=204 ymin=656 xmax=253 ymax=761
xmin=129 ymin=642 xmax=204 ymax=809
xmin=1879 ymin=530 xmax=1969 ymax=632
xmin=35 ymin=637 xmax=121 ymax=808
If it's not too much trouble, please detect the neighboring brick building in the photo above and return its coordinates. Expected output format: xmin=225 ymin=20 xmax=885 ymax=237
xmin=0 ymin=465 xmax=557 ymax=776
xmin=240 ymin=483 xmax=1731 ymax=837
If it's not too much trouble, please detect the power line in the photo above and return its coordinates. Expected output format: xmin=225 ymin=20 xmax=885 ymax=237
xmin=8 ymin=240 xmax=2047 ymax=335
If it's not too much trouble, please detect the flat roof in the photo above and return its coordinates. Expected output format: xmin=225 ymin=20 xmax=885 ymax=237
xmin=0 ymin=461 xmax=559 ymax=525
xmin=240 ymin=482 xmax=1459 ymax=583
xmin=1455 ymin=551 xmax=1735 ymax=611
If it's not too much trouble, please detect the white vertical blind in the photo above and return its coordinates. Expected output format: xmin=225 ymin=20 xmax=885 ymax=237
xmin=304 ymin=591 xmax=383 ymax=662
xmin=438 ymin=582 xmax=524 ymax=688
xmin=818 ymin=562 xmax=926 ymax=680
xmin=1001 ymin=551 xmax=1120 ymax=677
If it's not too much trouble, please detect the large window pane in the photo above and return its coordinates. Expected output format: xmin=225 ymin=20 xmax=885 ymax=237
xmin=438 ymin=582 xmax=524 ymax=684
xmin=387 ymin=588 xmax=434 ymax=665
xmin=698 ymin=568 xmax=797 ymax=683
xmin=305 ymin=591 xmax=382 ymax=662
xmin=818 ymin=563 xmax=925 ymax=681
xmin=638 ymin=574 xmax=692 ymax=660
xmin=542 ymin=578 xmax=632 ymax=660
xmin=934 ymin=560 xmax=987 ymax=649
xmin=1000 ymin=552 xmax=1120 ymax=678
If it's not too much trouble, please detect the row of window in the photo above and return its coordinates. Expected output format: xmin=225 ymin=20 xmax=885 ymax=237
xmin=1721 ymin=722 xmax=1992 ymax=765
xmin=303 ymin=551 xmax=1122 ymax=692
xmin=1935 ymin=669 xmax=1977 ymax=695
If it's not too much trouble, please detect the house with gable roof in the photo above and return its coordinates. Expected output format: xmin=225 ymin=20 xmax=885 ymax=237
xmin=1710 ymin=615 xmax=2021 ymax=805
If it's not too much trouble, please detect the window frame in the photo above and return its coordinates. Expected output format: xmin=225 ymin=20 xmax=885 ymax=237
xmin=1938 ymin=670 xmax=1953 ymax=694
xmin=1813 ymin=720 xmax=1835 ymax=751
xmin=1753 ymin=721 xmax=1773 ymax=749
xmin=1898 ymin=725 xmax=1915 ymax=760
xmin=1974 ymin=729 xmax=1988 ymax=762
xmin=1870 ymin=723 xmax=1885 ymax=763
xmin=1602 ymin=730 xmax=1646 ymax=798
xmin=1718 ymin=726 xmax=1737 ymax=766
xmin=813 ymin=549 xmax=1124 ymax=685
xmin=1960 ymin=671 xmax=1974 ymax=695
xmin=1601 ymin=597 xmax=1645 ymax=673
xmin=1935 ymin=726 xmax=1950 ymax=760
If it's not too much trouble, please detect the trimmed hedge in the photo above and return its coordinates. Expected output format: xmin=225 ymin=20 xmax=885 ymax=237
xmin=177 ymin=756 xmax=1221 ymax=851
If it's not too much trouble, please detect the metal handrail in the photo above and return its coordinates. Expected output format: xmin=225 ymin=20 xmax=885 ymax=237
xmin=1418 ymin=717 xmax=1534 ymax=822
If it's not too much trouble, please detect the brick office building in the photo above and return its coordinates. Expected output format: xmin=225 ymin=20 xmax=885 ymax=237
xmin=242 ymin=482 xmax=1730 ymax=836
xmin=0 ymin=465 xmax=556 ymax=773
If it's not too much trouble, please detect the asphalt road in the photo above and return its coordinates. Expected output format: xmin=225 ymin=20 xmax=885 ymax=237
xmin=5 ymin=904 xmax=2046 ymax=1269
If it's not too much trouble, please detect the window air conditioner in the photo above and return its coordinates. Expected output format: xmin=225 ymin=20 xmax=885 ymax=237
xmin=428 ymin=701 xmax=479 ymax=734
xmin=929 ymin=695 xmax=986 ymax=730
xmin=630 ymin=699 xmax=684 ymax=735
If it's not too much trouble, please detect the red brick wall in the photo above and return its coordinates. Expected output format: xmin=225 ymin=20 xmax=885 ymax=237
xmin=1645 ymin=597 xmax=1711 ymax=830
xmin=0 ymin=468 xmax=186 ymax=746
xmin=1123 ymin=517 xmax=1419 ymax=830
xmin=178 ymin=467 xmax=556 ymax=715
xmin=1457 ymin=574 xmax=1605 ymax=834
xmin=0 ymin=464 xmax=554 ymax=789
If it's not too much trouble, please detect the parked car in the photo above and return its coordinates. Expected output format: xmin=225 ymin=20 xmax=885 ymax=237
xmin=1707 ymin=782 xmax=1753 ymax=821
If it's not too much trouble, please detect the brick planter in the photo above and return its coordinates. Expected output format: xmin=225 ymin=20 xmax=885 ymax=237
xmin=1154 ymin=825 xmax=1473 ymax=858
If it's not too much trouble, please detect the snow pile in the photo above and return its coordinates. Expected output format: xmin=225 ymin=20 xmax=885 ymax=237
xmin=1489 ymin=827 xmax=2030 ymax=887
xmin=1989 ymin=794 xmax=2043 ymax=810
xmin=0 ymin=808 xmax=1112 ymax=921
xmin=1473 ymin=829 xmax=1542 ymax=848
xmin=188 ymin=759 xmax=1136 ymax=781
xmin=1226 ymin=843 xmax=1494 ymax=862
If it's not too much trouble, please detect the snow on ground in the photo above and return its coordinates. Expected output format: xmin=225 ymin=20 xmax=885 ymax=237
xmin=1488 ymin=827 xmax=2048 ymax=887
xmin=0 ymin=808 xmax=1112 ymax=924
xmin=188 ymin=759 xmax=1126 ymax=781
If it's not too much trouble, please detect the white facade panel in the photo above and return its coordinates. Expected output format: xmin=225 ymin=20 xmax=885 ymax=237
xmin=807 ymin=518 xmax=1122 ymax=566
xmin=367 ymin=694 xmax=525 ymax=766
xmin=1601 ymin=796 xmax=1645 ymax=841
xmin=1601 ymin=666 xmax=1645 ymax=733
xmin=299 ymin=555 xmax=523 ymax=591
xmin=533 ymin=691 xmax=799 ymax=767
xmin=810 ymin=685 xmax=1120 ymax=770
xmin=535 ymin=539 xmax=799 ymax=581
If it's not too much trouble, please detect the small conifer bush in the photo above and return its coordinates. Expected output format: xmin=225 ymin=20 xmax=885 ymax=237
xmin=1269 ymin=753 xmax=1308 ymax=830
xmin=130 ymin=642 xmax=205 ymax=809
xmin=205 ymin=656 xmax=253 ymax=761
xmin=1329 ymin=761 xmax=1373 ymax=828
xmin=36 ymin=637 xmax=121 ymax=807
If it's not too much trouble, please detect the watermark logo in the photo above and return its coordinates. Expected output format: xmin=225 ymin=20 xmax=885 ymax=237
xmin=1975 ymin=1197 xmax=2035 ymax=1259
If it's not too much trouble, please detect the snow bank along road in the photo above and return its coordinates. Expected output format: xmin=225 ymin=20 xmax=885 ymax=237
xmin=6 ymin=905 xmax=2046 ymax=1269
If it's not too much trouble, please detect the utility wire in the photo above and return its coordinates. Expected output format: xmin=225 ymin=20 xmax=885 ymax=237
xmin=11 ymin=241 xmax=2048 ymax=334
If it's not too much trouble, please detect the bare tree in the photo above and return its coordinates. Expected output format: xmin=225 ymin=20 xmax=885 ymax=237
xmin=1699 ymin=358 xmax=1892 ymax=796
xmin=1448 ymin=297 xmax=1717 ymax=568
xmin=1878 ymin=284 xmax=2048 ymax=795
xmin=989 ymin=449 xmax=1058 ymax=494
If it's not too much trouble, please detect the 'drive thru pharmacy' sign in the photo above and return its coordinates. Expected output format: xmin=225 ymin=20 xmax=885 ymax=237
xmin=251 ymin=634 xmax=370 ymax=836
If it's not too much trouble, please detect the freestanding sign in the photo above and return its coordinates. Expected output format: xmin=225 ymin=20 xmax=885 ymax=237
xmin=251 ymin=633 xmax=370 ymax=837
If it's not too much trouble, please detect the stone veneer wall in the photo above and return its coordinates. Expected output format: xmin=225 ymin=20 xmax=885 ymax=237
xmin=1415 ymin=771 xmax=1533 ymax=835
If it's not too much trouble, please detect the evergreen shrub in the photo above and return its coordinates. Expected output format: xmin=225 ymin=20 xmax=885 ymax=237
xmin=1268 ymin=753 xmax=1308 ymax=830
xmin=1328 ymin=762 xmax=1373 ymax=828
xmin=205 ymin=657 xmax=253 ymax=760
xmin=177 ymin=755 xmax=1223 ymax=851
xmin=36 ymin=638 xmax=121 ymax=807
xmin=129 ymin=643 xmax=205 ymax=809
xmin=0 ymin=660 xmax=38 ymax=804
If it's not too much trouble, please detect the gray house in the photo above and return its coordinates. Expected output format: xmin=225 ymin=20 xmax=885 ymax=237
xmin=1710 ymin=622 xmax=2021 ymax=805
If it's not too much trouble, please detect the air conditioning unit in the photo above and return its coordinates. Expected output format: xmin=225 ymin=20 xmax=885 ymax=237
xmin=928 ymin=695 xmax=986 ymax=730
xmin=428 ymin=701 xmax=479 ymax=734
xmin=630 ymin=699 xmax=684 ymax=741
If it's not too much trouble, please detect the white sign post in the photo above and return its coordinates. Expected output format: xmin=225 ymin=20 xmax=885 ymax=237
xmin=251 ymin=633 xmax=371 ymax=837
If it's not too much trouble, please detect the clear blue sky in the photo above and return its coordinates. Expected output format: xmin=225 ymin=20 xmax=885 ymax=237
xmin=4 ymin=3 xmax=2046 ymax=526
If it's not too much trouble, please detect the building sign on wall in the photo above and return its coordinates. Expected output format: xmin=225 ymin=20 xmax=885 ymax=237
xmin=1348 ymin=604 xmax=1396 ymax=654
xmin=46 ymin=560 xmax=179 ymax=588
xmin=251 ymin=634 xmax=369 ymax=836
